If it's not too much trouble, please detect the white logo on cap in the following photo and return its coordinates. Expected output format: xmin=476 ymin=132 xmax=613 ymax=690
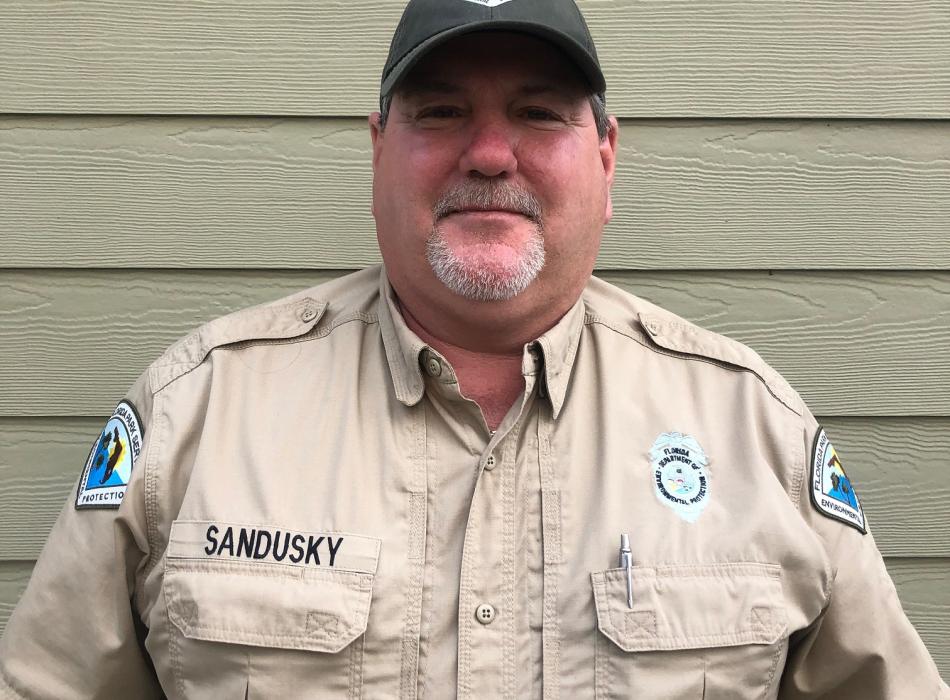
xmin=460 ymin=0 xmax=517 ymax=6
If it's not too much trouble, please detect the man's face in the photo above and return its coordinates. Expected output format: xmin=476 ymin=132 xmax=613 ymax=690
xmin=370 ymin=32 xmax=618 ymax=332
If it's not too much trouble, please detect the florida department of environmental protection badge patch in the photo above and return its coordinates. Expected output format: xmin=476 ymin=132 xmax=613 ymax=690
xmin=649 ymin=432 xmax=710 ymax=523
xmin=810 ymin=427 xmax=866 ymax=534
xmin=76 ymin=400 xmax=144 ymax=510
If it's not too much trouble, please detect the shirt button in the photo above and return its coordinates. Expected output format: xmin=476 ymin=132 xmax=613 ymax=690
xmin=299 ymin=301 xmax=318 ymax=323
xmin=424 ymin=355 xmax=442 ymax=377
xmin=484 ymin=454 xmax=496 ymax=470
xmin=475 ymin=603 xmax=496 ymax=625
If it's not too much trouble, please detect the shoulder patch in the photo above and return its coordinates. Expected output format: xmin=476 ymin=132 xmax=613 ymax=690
xmin=76 ymin=400 xmax=144 ymax=510
xmin=809 ymin=427 xmax=866 ymax=534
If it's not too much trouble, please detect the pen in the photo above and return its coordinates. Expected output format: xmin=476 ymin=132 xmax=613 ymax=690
xmin=619 ymin=533 xmax=633 ymax=609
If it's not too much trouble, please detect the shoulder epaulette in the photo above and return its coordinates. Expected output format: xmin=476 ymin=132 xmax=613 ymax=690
xmin=149 ymin=295 xmax=327 ymax=394
xmin=637 ymin=311 xmax=803 ymax=417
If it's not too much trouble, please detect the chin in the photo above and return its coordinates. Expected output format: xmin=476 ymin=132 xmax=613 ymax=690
xmin=428 ymin=235 xmax=545 ymax=304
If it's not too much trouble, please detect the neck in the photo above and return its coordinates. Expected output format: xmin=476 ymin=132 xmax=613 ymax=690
xmin=398 ymin=300 xmax=524 ymax=431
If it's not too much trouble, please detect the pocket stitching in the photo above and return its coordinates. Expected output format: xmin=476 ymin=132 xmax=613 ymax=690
xmin=623 ymin=611 xmax=657 ymax=638
xmin=592 ymin=564 xmax=788 ymax=652
xmin=164 ymin=559 xmax=373 ymax=653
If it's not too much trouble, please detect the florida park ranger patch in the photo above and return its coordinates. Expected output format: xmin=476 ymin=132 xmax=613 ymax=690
xmin=810 ymin=428 xmax=866 ymax=534
xmin=76 ymin=400 xmax=144 ymax=510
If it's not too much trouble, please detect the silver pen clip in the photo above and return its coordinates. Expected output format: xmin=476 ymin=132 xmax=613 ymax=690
xmin=619 ymin=533 xmax=633 ymax=609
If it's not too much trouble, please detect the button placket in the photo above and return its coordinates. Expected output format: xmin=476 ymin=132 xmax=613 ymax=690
xmin=538 ymin=409 xmax=562 ymax=699
xmin=457 ymin=422 xmax=522 ymax=698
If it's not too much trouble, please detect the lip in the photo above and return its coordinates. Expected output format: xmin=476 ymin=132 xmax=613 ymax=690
xmin=443 ymin=208 xmax=527 ymax=218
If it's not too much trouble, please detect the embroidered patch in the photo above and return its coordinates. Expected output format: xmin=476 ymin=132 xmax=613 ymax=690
xmin=649 ymin=432 xmax=710 ymax=523
xmin=76 ymin=400 xmax=144 ymax=510
xmin=810 ymin=428 xmax=866 ymax=534
xmin=168 ymin=521 xmax=382 ymax=574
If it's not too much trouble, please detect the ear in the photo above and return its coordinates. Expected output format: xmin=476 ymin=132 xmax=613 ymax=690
xmin=369 ymin=112 xmax=384 ymax=172
xmin=600 ymin=116 xmax=619 ymax=222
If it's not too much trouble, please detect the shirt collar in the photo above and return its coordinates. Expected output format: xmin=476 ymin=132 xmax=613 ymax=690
xmin=533 ymin=291 xmax=586 ymax=419
xmin=377 ymin=267 xmax=428 ymax=406
xmin=377 ymin=265 xmax=586 ymax=418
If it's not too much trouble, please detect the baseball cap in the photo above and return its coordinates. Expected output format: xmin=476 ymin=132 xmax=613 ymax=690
xmin=380 ymin=0 xmax=606 ymax=106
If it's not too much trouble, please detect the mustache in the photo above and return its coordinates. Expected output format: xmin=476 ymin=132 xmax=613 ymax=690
xmin=433 ymin=180 xmax=543 ymax=225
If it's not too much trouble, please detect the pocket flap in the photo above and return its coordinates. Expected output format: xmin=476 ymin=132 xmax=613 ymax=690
xmin=591 ymin=562 xmax=786 ymax=652
xmin=164 ymin=521 xmax=380 ymax=654
xmin=166 ymin=561 xmax=373 ymax=653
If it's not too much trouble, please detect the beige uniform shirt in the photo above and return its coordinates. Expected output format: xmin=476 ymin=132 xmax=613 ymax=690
xmin=1 ymin=265 xmax=946 ymax=699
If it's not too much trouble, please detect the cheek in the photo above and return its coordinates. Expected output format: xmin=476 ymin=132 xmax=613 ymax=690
xmin=404 ymin=132 xmax=461 ymax=183
xmin=379 ymin=141 xmax=461 ymax=222
xmin=521 ymin=136 xmax=603 ymax=203
xmin=520 ymin=143 xmax=607 ymax=258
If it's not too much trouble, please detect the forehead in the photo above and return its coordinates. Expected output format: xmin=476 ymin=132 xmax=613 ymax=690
xmin=396 ymin=31 xmax=589 ymax=97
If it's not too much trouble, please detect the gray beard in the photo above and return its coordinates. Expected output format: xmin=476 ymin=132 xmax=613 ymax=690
xmin=428 ymin=179 xmax=545 ymax=301
xmin=426 ymin=224 xmax=545 ymax=302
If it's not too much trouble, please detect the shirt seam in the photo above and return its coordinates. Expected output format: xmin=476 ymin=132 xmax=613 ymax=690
xmin=140 ymin=388 xmax=166 ymax=600
xmin=585 ymin=316 xmax=800 ymax=416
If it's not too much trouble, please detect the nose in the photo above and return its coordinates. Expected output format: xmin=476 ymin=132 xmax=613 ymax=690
xmin=458 ymin=116 xmax=518 ymax=178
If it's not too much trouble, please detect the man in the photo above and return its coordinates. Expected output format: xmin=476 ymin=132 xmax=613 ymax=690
xmin=1 ymin=0 xmax=947 ymax=697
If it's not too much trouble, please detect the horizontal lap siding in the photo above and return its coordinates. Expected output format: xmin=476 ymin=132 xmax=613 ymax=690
xmin=1 ymin=1 xmax=949 ymax=117
xmin=1 ymin=0 xmax=947 ymax=685
xmin=2 ymin=117 xmax=949 ymax=269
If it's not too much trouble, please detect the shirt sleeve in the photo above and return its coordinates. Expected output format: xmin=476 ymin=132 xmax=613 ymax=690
xmin=0 ymin=372 xmax=164 ymax=700
xmin=779 ymin=409 xmax=950 ymax=699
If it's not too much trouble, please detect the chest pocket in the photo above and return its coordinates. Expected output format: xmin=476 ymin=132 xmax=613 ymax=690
xmin=162 ymin=523 xmax=380 ymax=700
xmin=591 ymin=562 xmax=788 ymax=700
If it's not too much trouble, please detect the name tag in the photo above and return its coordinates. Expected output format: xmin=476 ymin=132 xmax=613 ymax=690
xmin=168 ymin=520 xmax=381 ymax=574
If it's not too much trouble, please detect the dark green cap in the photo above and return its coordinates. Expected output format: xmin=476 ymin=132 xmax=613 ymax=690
xmin=380 ymin=0 xmax=605 ymax=106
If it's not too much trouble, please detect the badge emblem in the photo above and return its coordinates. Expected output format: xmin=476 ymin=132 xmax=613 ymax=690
xmin=76 ymin=400 xmax=144 ymax=510
xmin=649 ymin=432 xmax=710 ymax=523
xmin=810 ymin=428 xmax=866 ymax=533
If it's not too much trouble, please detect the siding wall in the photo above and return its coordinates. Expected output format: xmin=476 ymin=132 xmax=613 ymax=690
xmin=1 ymin=0 xmax=948 ymax=683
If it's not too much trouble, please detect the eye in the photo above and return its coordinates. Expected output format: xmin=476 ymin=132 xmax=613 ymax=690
xmin=416 ymin=105 xmax=463 ymax=120
xmin=521 ymin=106 xmax=562 ymax=122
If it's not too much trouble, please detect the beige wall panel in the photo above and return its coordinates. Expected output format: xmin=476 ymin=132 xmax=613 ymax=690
xmin=886 ymin=558 xmax=950 ymax=681
xmin=1 ymin=415 xmax=946 ymax=560
xmin=1 ymin=1 xmax=949 ymax=117
xmin=3 ymin=117 xmax=950 ymax=270
xmin=2 ymin=270 xmax=948 ymax=416
xmin=0 ymin=558 xmax=945 ymax=681
xmin=0 ymin=418 xmax=95 ymax=559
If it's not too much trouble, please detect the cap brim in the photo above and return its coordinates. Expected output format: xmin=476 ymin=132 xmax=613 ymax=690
xmin=380 ymin=20 xmax=606 ymax=100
